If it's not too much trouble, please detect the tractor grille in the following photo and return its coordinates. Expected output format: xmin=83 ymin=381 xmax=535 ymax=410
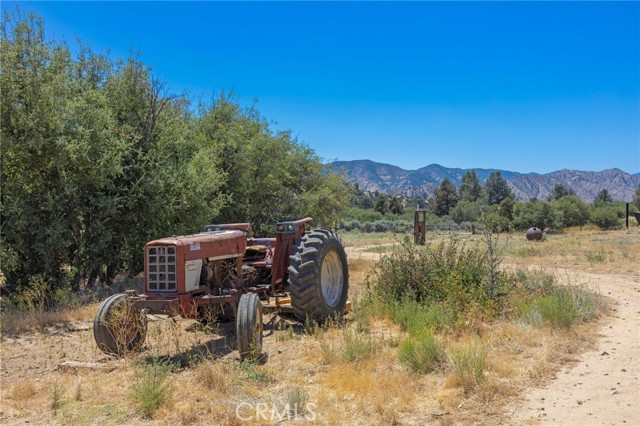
xmin=147 ymin=246 xmax=177 ymax=291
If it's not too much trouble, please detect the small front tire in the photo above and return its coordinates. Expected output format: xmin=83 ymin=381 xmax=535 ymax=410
xmin=93 ymin=293 xmax=147 ymax=356
xmin=236 ymin=293 xmax=263 ymax=361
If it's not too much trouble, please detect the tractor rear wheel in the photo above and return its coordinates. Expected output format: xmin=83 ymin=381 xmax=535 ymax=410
xmin=236 ymin=293 xmax=263 ymax=361
xmin=288 ymin=228 xmax=349 ymax=323
xmin=93 ymin=293 xmax=147 ymax=356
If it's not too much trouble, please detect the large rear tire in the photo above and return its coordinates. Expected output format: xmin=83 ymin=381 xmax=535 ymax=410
xmin=236 ymin=293 xmax=263 ymax=361
xmin=288 ymin=228 xmax=349 ymax=322
xmin=93 ymin=293 xmax=147 ymax=356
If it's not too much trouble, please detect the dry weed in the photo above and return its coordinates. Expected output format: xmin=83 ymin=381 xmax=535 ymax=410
xmin=11 ymin=379 xmax=36 ymax=400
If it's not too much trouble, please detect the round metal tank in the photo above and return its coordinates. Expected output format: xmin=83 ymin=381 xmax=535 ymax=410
xmin=526 ymin=227 xmax=543 ymax=241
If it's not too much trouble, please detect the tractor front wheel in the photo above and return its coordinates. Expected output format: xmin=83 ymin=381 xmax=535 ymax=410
xmin=93 ymin=293 xmax=147 ymax=356
xmin=236 ymin=293 xmax=263 ymax=361
xmin=288 ymin=228 xmax=349 ymax=323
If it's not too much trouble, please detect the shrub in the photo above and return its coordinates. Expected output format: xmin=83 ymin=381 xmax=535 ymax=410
xmin=590 ymin=206 xmax=621 ymax=230
xmin=450 ymin=200 xmax=482 ymax=225
xmin=398 ymin=330 xmax=446 ymax=373
xmin=513 ymin=200 xmax=558 ymax=231
xmin=553 ymin=195 xmax=590 ymax=228
xmin=482 ymin=211 xmax=512 ymax=233
xmin=51 ymin=381 xmax=64 ymax=412
xmin=285 ymin=388 xmax=310 ymax=416
xmin=367 ymin=236 xmax=508 ymax=312
xmin=512 ymin=268 xmax=557 ymax=297
xmin=131 ymin=360 xmax=172 ymax=418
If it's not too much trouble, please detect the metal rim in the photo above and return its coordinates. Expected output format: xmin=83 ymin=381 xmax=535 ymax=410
xmin=321 ymin=250 xmax=344 ymax=308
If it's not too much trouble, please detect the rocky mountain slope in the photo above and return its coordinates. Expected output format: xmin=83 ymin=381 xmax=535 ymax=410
xmin=327 ymin=160 xmax=639 ymax=202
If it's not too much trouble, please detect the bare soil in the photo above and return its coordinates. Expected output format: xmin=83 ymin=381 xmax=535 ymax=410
xmin=509 ymin=269 xmax=640 ymax=425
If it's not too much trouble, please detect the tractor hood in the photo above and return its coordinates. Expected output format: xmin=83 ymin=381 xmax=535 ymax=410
xmin=146 ymin=230 xmax=247 ymax=262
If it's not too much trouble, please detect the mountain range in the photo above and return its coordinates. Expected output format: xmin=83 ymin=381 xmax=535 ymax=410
xmin=327 ymin=160 xmax=640 ymax=203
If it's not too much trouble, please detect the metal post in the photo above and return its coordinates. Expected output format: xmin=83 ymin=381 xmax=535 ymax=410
xmin=626 ymin=203 xmax=630 ymax=229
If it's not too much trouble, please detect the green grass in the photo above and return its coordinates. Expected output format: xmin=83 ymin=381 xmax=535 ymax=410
xmin=51 ymin=381 xmax=64 ymax=412
xmin=319 ymin=328 xmax=376 ymax=364
xmin=398 ymin=330 xmax=446 ymax=374
xmin=363 ymin=244 xmax=397 ymax=254
xmin=59 ymin=402 xmax=129 ymax=425
xmin=236 ymin=360 xmax=271 ymax=383
xmin=385 ymin=299 xmax=457 ymax=335
xmin=511 ymin=245 xmax=543 ymax=258
xmin=517 ymin=285 xmax=598 ymax=329
xmin=585 ymin=248 xmax=607 ymax=263
xmin=449 ymin=341 xmax=487 ymax=390
xmin=341 ymin=329 xmax=376 ymax=362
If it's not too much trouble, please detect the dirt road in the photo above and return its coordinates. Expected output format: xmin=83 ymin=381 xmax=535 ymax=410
xmin=509 ymin=269 xmax=640 ymax=425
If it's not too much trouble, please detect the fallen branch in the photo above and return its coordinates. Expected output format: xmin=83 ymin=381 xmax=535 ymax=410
xmin=58 ymin=361 xmax=116 ymax=372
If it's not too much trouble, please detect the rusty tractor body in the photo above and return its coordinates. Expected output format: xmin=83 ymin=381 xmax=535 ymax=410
xmin=93 ymin=218 xmax=349 ymax=360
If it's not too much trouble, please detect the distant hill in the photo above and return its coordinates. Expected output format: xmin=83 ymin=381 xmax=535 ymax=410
xmin=327 ymin=160 xmax=640 ymax=203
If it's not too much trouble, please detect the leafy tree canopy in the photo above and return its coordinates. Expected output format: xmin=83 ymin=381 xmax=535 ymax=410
xmin=547 ymin=183 xmax=575 ymax=201
xmin=485 ymin=172 xmax=513 ymax=206
xmin=594 ymin=189 xmax=614 ymax=205
xmin=459 ymin=170 xmax=483 ymax=202
xmin=433 ymin=179 xmax=459 ymax=216
xmin=0 ymin=11 xmax=350 ymax=294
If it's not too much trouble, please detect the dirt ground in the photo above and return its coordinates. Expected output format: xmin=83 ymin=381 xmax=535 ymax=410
xmin=1 ymin=230 xmax=639 ymax=425
xmin=508 ymin=269 xmax=640 ymax=425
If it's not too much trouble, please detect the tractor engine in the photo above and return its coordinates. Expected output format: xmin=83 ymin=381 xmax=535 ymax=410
xmin=144 ymin=229 xmax=247 ymax=296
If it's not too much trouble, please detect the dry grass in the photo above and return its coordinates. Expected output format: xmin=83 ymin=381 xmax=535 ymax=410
xmin=11 ymin=380 xmax=36 ymax=400
xmin=1 ymin=303 xmax=97 ymax=335
xmin=0 ymin=228 xmax=631 ymax=425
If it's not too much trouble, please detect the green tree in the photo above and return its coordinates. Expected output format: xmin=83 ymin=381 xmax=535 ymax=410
xmin=195 ymin=94 xmax=350 ymax=235
xmin=593 ymin=189 xmax=614 ymax=205
xmin=633 ymin=185 xmax=640 ymax=211
xmin=389 ymin=196 xmax=404 ymax=215
xmin=0 ymin=11 xmax=228 ymax=290
xmin=498 ymin=197 xmax=515 ymax=220
xmin=485 ymin=172 xmax=513 ymax=206
xmin=433 ymin=179 xmax=459 ymax=216
xmin=513 ymin=200 xmax=557 ymax=231
xmin=351 ymin=184 xmax=374 ymax=209
xmin=0 ymin=10 xmax=349 ymax=296
xmin=553 ymin=195 xmax=590 ymax=228
xmin=459 ymin=170 xmax=483 ymax=202
xmin=1 ymin=12 xmax=78 ymax=290
xmin=374 ymin=195 xmax=389 ymax=215
xmin=450 ymin=200 xmax=482 ymax=224
xmin=547 ymin=183 xmax=575 ymax=201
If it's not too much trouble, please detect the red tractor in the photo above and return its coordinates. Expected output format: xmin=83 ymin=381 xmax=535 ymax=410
xmin=93 ymin=218 xmax=348 ymax=360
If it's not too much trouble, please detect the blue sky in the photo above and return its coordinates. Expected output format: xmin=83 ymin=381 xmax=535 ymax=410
xmin=10 ymin=1 xmax=640 ymax=174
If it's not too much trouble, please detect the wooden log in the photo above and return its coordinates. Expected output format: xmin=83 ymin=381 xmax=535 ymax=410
xmin=58 ymin=361 xmax=116 ymax=372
